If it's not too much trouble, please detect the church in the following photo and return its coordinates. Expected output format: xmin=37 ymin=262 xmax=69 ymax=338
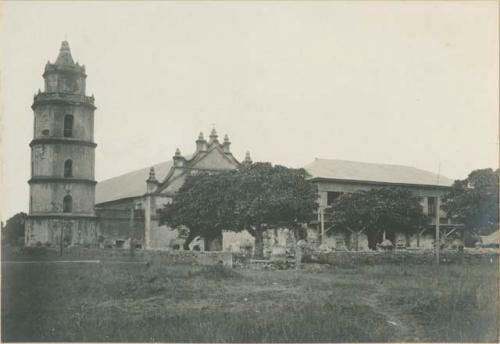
xmin=25 ymin=42 xmax=461 ymax=253
xmin=94 ymin=129 xmax=252 ymax=250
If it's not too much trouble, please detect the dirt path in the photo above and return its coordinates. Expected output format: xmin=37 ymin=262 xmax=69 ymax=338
xmin=363 ymin=281 xmax=423 ymax=342
xmin=294 ymin=267 xmax=424 ymax=341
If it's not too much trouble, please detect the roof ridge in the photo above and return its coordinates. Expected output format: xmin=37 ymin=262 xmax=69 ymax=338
xmin=305 ymin=158 xmax=454 ymax=186
xmin=98 ymin=159 xmax=171 ymax=183
xmin=313 ymin=157 xmax=421 ymax=169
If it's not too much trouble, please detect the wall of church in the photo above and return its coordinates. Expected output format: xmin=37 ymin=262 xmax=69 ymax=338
xmin=95 ymin=198 xmax=145 ymax=247
xmin=191 ymin=149 xmax=238 ymax=170
xmin=148 ymin=221 xmax=183 ymax=249
xmin=223 ymin=230 xmax=255 ymax=253
xmin=161 ymin=173 xmax=187 ymax=194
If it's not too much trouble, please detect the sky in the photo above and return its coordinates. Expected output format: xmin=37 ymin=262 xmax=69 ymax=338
xmin=1 ymin=1 xmax=498 ymax=220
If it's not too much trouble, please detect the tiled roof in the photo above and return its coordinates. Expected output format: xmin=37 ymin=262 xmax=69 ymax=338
xmin=96 ymin=157 xmax=455 ymax=205
xmin=95 ymin=160 xmax=173 ymax=204
xmin=303 ymin=158 xmax=454 ymax=187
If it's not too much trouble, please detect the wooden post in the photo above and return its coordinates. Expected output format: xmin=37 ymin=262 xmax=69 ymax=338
xmin=435 ymin=197 xmax=440 ymax=264
xmin=59 ymin=224 xmax=64 ymax=257
xmin=129 ymin=207 xmax=135 ymax=257
xmin=320 ymin=207 xmax=325 ymax=244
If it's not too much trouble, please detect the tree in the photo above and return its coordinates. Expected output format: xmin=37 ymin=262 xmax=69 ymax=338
xmin=158 ymin=171 xmax=240 ymax=250
xmin=442 ymin=168 xmax=499 ymax=240
xmin=232 ymin=163 xmax=317 ymax=258
xmin=326 ymin=187 xmax=428 ymax=250
xmin=2 ymin=212 xmax=27 ymax=246
xmin=158 ymin=162 xmax=318 ymax=257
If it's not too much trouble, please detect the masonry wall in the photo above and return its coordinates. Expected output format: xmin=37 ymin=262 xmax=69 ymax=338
xmin=31 ymin=143 xmax=95 ymax=179
xmin=25 ymin=217 xmax=98 ymax=246
xmin=30 ymin=182 xmax=95 ymax=214
xmin=95 ymin=198 xmax=145 ymax=247
xmin=34 ymin=104 xmax=94 ymax=141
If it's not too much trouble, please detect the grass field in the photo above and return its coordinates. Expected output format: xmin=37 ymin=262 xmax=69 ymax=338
xmin=2 ymin=259 xmax=498 ymax=342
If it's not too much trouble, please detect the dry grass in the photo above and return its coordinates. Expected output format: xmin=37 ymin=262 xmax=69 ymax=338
xmin=1 ymin=259 xmax=498 ymax=342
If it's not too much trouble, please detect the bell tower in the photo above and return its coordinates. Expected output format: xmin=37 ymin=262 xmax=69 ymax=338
xmin=25 ymin=41 xmax=98 ymax=246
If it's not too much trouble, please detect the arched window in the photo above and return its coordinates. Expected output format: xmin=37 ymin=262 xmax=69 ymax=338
xmin=64 ymin=115 xmax=73 ymax=137
xmin=64 ymin=159 xmax=73 ymax=178
xmin=63 ymin=195 xmax=72 ymax=213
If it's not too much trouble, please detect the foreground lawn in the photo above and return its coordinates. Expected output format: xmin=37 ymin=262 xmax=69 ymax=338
xmin=2 ymin=259 xmax=498 ymax=342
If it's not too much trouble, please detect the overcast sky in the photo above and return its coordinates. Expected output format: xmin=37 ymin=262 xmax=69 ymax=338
xmin=1 ymin=1 xmax=498 ymax=220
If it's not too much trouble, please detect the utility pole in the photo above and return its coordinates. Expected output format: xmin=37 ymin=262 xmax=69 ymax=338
xmin=129 ymin=207 xmax=135 ymax=257
xmin=59 ymin=224 xmax=64 ymax=256
xmin=435 ymin=197 xmax=440 ymax=265
xmin=320 ymin=207 xmax=325 ymax=244
xmin=435 ymin=161 xmax=442 ymax=265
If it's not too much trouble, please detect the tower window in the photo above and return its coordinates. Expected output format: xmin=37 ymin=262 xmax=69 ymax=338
xmin=63 ymin=195 xmax=72 ymax=213
xmin=64 ymin=159 xmax=73 ymax=178
xmin=64 ymin=115 xmax=74 ymax=137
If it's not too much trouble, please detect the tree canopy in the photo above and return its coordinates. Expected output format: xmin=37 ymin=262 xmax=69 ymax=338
xmin=442 ymin=168 xmax=499 ymax=236
xmin=233 ymin=163 xmax=317 ymax=257
xmin=2 ymin=212 xmax=27 ymax=246
xmin=159 ymin=171 xmax=239 ymax=250
xmin=326 ymin=187 xmax=428 ymax=250
xmin=158 ymin=162 xmax=317 ymax=257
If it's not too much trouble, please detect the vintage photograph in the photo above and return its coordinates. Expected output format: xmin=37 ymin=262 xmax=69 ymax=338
xmin=1 ymin=1 xmax=498 ymax=342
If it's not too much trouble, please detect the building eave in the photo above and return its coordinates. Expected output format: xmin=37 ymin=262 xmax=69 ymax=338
xmin=95 ymin=195 xmax=145 ymax=207
xmin=308 ymin=177 xmax=452 ymax=190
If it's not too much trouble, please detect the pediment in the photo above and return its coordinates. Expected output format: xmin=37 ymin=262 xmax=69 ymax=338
xmin=190 ymin=146 xmax=239 ymax=170
xmin=155 ymin=146 xmax=240 ymax=195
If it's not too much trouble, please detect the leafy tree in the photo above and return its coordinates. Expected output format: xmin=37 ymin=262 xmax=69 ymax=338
xmin=233 ymin=163 xmax=317 ymax=258
xmin=442 ymin=168 xmax=499 ymax=239
xmin=2 ymin=212 xmax=27 ymax=246
xmin=326 ymin=187 xmax=428 ymax=250
xmin=159 ymin=171 xmax=239 ymax=250
xmin=159 ymin=162 xmax=318 ymax=257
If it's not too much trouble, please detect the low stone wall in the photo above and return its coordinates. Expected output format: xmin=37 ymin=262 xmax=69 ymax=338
xmin=317 ymin=250 xmax=499 ymax=266
xmin=143 ymin=250 xmax=233 ymax=268
xmin=2 ymin=246 xmax=233 ymax=268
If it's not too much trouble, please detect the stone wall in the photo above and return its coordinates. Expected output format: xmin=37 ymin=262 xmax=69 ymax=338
xmin=4 ymin=246 xmax=233 ymax=267
xmin=25 ymin=217 xmax=98 ymax=246
xmin=317 ymin=250 xmax=499 ymax=266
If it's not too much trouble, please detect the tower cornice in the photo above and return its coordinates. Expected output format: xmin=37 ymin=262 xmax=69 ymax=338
xmin=32 ymin=92 xmax=96 ymax=110
xmin=28 ymin=177 xmax=97 ymax=185
xmin=27 ymin=213 xmax=98 ymax=220
xmin=30 ymin=138 xmax=97 ymax=148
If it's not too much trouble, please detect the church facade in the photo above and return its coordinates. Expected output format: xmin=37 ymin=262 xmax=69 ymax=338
xmin=94 ymin=130 xmax=251 ymax=250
